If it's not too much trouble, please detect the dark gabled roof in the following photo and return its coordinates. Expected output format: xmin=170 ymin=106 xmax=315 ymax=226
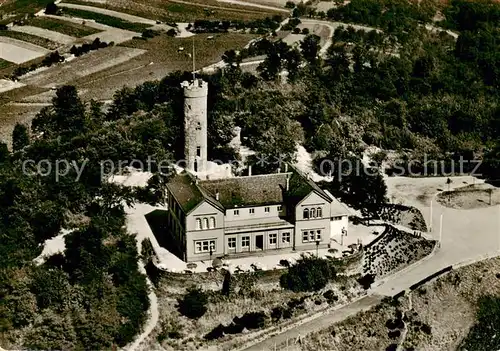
xmin=166 ymin=165 xmax=334 ymax=213
xmin=200 ymin=173 xmax=289 ymax=208
xmin=285 ymin=166 xmax=332 ymax=207
xmin=166 ymin=172 xmax=224 ymax=214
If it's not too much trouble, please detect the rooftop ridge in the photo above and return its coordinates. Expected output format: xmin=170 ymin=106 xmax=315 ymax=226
xmin=200 ymin=171 xmax=292 ymax=182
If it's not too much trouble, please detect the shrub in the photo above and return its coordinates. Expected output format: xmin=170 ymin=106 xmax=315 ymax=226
xmin=235 ymin=311 xmax=267 ymax=329
xmin=285 ymin=1 xmax=296 ymax=8
xmin=301 ymin=27 xmax=310 ymax=35
xmin=45 ymin=1 xmax=59 ymax=15
xmin=142 ymin=29 xmax=158 ymax=38
xmin=292 ymin=27 xmax=301 ymax=34
xmin=279 ymin=259 xmax=290 ymax=267
xmin=178 ymin=287 xmax=208 ymax=319
xmin=357 ymin=274 xmax=375 ymax=289
xmin=271 ymin=306 xmax=284 ymax=321
xmin=420 ymin=323 xmax=432 ymax=335
xmin=167 ymin=28 xmax=177 ymax=37
xmin=141 ymin=238 xmax=154 ymax=263
xmin=224 ymin=322 xmax=244 ymax=334
xmin=280 ymin=256 xmax=336 ymax=292
xmin=323 ymin=289 xmax=338 ymax=303
xmin=204 ymin=324 xmax=225 ymax=340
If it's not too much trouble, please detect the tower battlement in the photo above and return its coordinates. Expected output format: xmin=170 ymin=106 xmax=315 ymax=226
xmin=181 ymin=79 xmax=208 ymax=98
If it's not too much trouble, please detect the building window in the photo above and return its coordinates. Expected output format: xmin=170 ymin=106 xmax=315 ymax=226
xmin=196 ymin=218 xmax=201 ymax=230
xmin=203 ymin=217 xmax=209 ymax=229
xmin=302 ymin=231 xmax=308 ymax=242
xmin=265 ymin=207 xmax=270 ymax=213
xmin=332 ymin=216 xmax=342 ymax=221
xmin=303 ymin=208 xmax=309 ymax=219
xmin=317 ymin=207 xmax=322 ymax=218
xmin=269 ymin=233 xmax=277 ymax=245
xmin=316 ymin=230 xmax=321 ymax=241
xmin=195 ymin=239 xmax=216 ymax=253
xmin=196 ymin=122 xmax=201 ymax=130
xmin=309 ymin=231 xmax=315 ymax=241
xmin=282 ymin=232 xmax=290 ymax=243
xmin=210 ymin=217 xmax=216 ymax=228
xmin=228 ymin=237 xmax=236 ymax=249
xmin=234 ymin=209 xmax=239 ymax=216
xmin=196 ymin=146 xmax=201 ymax=157
xmin=241 ymin=236 xmax=250 ymax=248
xmin=278 ymin=205 xmax=282 ymax=211
xmin=194 ymin=160 xmax=198 ymax=172
xmin=310 ymin=208 xmax=316 ymax=218
xmin=249 ymin=208 xmax=255 ymax=214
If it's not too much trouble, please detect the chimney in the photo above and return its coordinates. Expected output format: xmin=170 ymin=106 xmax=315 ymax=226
xmin=248 ymin=165 xmax=252 ymax=177
xmin=286 ymin=175 xmax=290 ymax=191
xmin=215 ymin=189 xmax=220 ymax=201
xmin=277 ymin=167 xmax=281 ymax=174
xmin=285 ymin=163 xmax=288 ymax=172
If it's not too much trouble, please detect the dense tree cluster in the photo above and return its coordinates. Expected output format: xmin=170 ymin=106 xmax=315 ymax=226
xmin=70 ymin=38 xmax=110 ymax=57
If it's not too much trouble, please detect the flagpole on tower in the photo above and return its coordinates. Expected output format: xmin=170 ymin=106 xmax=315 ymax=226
xmin=192 ymin=36 xmax=196 ymax=81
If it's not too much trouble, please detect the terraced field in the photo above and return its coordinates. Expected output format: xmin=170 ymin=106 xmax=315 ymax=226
xmin=24 ymin=16 xmax=101 ymax=37
xmin=64 ymin=0 xmax=285 ymax=21
xmin=60 ymin=7 xmax=153 ymax=32
xmin=0 ymin=30 xmax=60 ymax=49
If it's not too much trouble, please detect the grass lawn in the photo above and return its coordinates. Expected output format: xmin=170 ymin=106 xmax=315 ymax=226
xmin=60 ymin=8 xmax=152 ymax=32
xmin=64 ymin=0 xmax=284 ymax=22
xmin=25 ymin=17 xmax=101 ymax=37
xmin=0 ymin=29 xmax=59 ymax=49
xmin=0 ymin=59 xmax=14 ymax=70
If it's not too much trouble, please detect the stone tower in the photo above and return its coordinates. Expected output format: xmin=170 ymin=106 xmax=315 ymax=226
xmin=181 ymin=78 xmax=208 ymax=174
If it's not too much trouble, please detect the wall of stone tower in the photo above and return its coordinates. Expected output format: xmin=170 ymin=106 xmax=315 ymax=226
xmin=182 ymin=78 xmax=208 ymax=173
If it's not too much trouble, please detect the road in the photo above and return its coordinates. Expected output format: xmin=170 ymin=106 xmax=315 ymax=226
xmin=241 ymin=295 xmax=385 ymax=351
xmin=240 ymin=176 xmax=500 ymax=350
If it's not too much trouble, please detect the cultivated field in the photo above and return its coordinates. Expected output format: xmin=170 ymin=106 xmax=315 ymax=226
xmin=20 ymin=45 xmax=146 ymax=88
xmin=10 ymin=24 xmax=77 ymax=44
xmin=0 ymin=30 xmax=60 ymax=50
xmin=25 ymin=16 xmax=102 ymax=37
xmin=72 ymin=32 xmax=257 ymax=100
xmin=64 ymin=0 xmax=285 ymax=22
xmin=0 ymin=36 xmax=49 ymax=64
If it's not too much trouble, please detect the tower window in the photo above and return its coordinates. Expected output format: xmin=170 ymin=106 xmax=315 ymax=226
xmin=196 ymin=122 xmax=201 ymax=130
xmin=197 ymin=146 xmax=201 ymax=157
xmin=194 ymin=160 xmax=198 ymax=172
